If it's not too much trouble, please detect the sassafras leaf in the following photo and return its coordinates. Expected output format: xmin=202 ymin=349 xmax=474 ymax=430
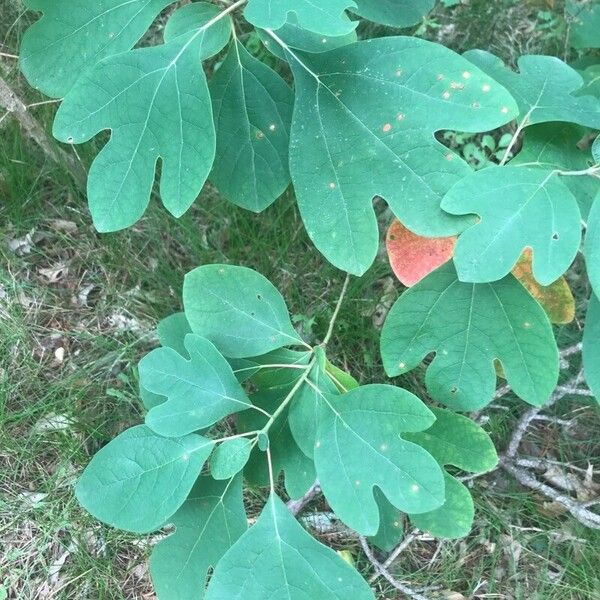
xmin=583 ymin=294 xmax=600 ymax=400
xmin=353 ymin=0 xmax=436 ymax=27
xmin=205 ymin=494 xmax=374 ymax=599
xmin=381 ymin=263 xmax=559 ymax=410
xmin=210 ymin=438 xmax=253 ymax=480
xmin=585 ymin=192 xmax=600 ymax=298
xmin=314 ymin=384 xmax=445 ymax=535
xmin=76 ymin=425 xmax=213 ymax=533
xmin=442 ymin=166 xmax=581 ymax=285
xmin=568 ymin=0 xmax=600 ymax=49
xmin=150 ymin=475 xmax=247 ymax=600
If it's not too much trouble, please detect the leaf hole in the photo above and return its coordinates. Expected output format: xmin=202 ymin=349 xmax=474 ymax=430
xmin=256 ymin=293 xmax=262 ymax=300
xmin=450 ymin=386 xmax=458 ymax=394
xmin=552 ymin=232 xmax=559 ymax=240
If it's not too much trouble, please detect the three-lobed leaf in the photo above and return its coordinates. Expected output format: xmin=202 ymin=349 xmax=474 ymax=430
xmin=314 ymin=384 xmax=445 ymax=535
xmin=442 ymin=166 xmax=581 ymax=285
xmin=150 ymin=475 xmax=247 ymax=600
xmin=205 ymin=493 xmax=374 ymax=599
xmin=140 ymin=334 xmax=252 ymax=437
xmin=76 ymin=425 xmax=213 ymax=533
xmin=381 ymin=263 xmax=559 ymax=410
xmin=183 ymin=264 xmax=303 ymax=358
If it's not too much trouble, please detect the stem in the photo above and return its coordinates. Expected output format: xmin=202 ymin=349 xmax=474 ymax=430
xmin=259 ymin=360 xmax=315 ymax=435
xmin=499 ymin=110 xmax=532 ymax=166
xmin=211 ymin=429 xmax=261 ymax=444
xmin=266 ymin=446 xmax=276 ymax=495
xmin=322 ymin=274 xmax=351 ymax=346
xmin=233 ymin=363 xmax=310 ymax=374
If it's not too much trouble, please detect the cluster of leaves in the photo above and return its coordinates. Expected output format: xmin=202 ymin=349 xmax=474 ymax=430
xmin=76 ymin=265 xmax=497 ymax=597
xmin=18 ymin=0 xmax=600 ymax=597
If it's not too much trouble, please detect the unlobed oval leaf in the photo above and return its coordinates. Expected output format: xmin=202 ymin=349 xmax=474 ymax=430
xmin=210 ymin=438 xmax=253 ymax=480
xmin=150 ymin=475 xmax=247 ymax=600
xmin=205 ymin=494 xmax=374 ymax=599
xmin=183 ymin=264 xmax=303 ymax=358
xmin=76 ymin=425 xmax=213 ymax=533
xmin=583 ymin=294 xmax=600 ymax=400
xmin=381 ymin=263 xmax=559 ymax=410
xmin=585 ymin=192 xmax=600 ymax=298
xmin=140 ymin=334 xmax=252 ymax=437
xmin=442 ymin=166 xmax=581 ymax=285
xmin=314 ymin=384 xmax=445 ymax=535
xmin=353 ymin=0 xmax=436 ymax=27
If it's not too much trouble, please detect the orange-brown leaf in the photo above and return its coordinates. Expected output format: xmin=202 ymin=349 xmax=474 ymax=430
xmin=386 ymin=219 xmax=456 ymax=287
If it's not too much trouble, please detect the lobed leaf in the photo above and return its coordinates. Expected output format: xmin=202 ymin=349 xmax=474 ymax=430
xmin=76 ymin=425 xmax=213 ymax=533
xmin=20 ymin=0 xmax=176 ymax=98
xmin=464 ymin=51 xmax=600 ymax=129
xmin=442 ymin=166 xmax=581 ymax=285
xmin=205 ymin=494 xmax=374 ymax=599
xmin=314 ymin=384 xmax=445 ymax=535
xmin=53 ymin=3 xmax=231 ymax=232
xmin=140 ymin=334 xmax=252 ymax=437
xmin=287 ymin=36 xmax=517 ymax=274
xmin=244 ymin=0 xmax=358 ymax=37
xmin=150 ymin=475 xmax=247 ymax=600
xmin=381 ymin=263 xmax=559 ymax=410
xmin=209 ymin=40 xmax=293 ymax=211
xmin=183 ymin=264 xmax=303 ymax=358
xmin=386 ymin=218 xmax=456 ymax=287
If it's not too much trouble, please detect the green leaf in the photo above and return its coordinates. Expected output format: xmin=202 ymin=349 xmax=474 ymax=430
xmin=405 ymin=408 xmax=497 ymax=538
xmin=287 ymin=37 xmax=517 ymax=274
xmin=585 ymin=192 xmax=600 ymax=298
xmin=53 ymin=3 xmax=231 ymax=232
xmin=20 ymin=0 xmax=176 ymax=98
xmin=369 ymin=488 xmax=404 ymax=552
xmin=288 ymin=362 xmax=340 ymax=457
xmin=381 ymin=263 xmax=559 ymax=410
xmin=583 ymin=294 xmax=600 ymax=400
xmin=314 ymin=384 xmax=445 ymax=534
xmin=325 ymin=360 xmax=360 ymax=392
xmin=353 ymin=0 xmax=436 ymax=27
xmin=157 ymin=312 xmax=192 ymax=358
xmin=183 ymin=264 xmax=303 ymax=358
xmin=593 ymin=136 xmax=600 ymax=164
xmin=442 ymin=166 xmax=581 ymax=285
xmin=239 ymin=386 xmax=316 ymax=500
xmin=209 ymin=40 xmax=293 ymax=211
xmin=244 ymin=0 xmax=358 ymax=37
xmin=140 ymin=334 xmax=252 ymax=437
xmin=511 ymin=123 xmax=597 ymax=219
xmin=205 ymin=494 xmax=374 ymax=599
xmin=258 ymin=16 xmax=357 ymax=60
xmin=76 ymin=425 xmax=213 ymax=533
xmin=568 ymin=0 xmax=600 ymax=49
xmin=210 ymin=438 xmax=253 ymax=480
xmin=229 ymin=348 xmax=312 ymax=385
xmin=464 ymin=51 xmax=600 ymax=129
xmin=150 ymin=475 xmax=247 ymax=600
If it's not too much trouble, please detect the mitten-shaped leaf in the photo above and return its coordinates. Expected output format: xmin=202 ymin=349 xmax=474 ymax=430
xmin=205 ymin=494 xmax=374 ymax=599
xmin=288 ymin=362 xmax=340 ymax=457
xmin=568 ymin=0 xmax=600 ymax=49
xmin=386 ymin=218 xmax=456 ymax=287
xmin=512 ymin=250 xmax=575 ymax=325
xmin=464 ymin=51 xmax=600 ymax=129
xmin=405 ymin=408 xmax=497 ymax=538
xmin=583 ymin=294 xmax=600 ymax=400
xmin=239 ymin=386 xmax=316 ymax=500
xmin=314 ymin=384 xmax=445 ymax=535
xmin=210 ymin=438 xmax=253 ymax=480
xmin=442 ymin=167 xmax=581 ymax=285
xmin=381 ymin=263 xmax=559 ymax=410
xmin=353 ymin=0 xmax=436 ymax=27
xmin=76 ymin=425 xmax=213 ymax=533
xmin=53 ymin=3 xmax=231 ymax=232
xmin=209 ymin=41 xmax=293 ymax=211
xmin=20 ymin=0 xmax=176 ymax=97
xmin=287 ymin=37 xmax=517 ymax=274
xmin=511 ymin=123 xmax=597 ymax=219
xmin=150 ymin=475 xmax=247 ymax=600
xmin=585 ymin=192 xmax=600 ymax=298
xmin=140 ymin=334 xmax=252 ymax=437
xmin=183 ymin=265 xmax=303 ymax=358
xmin=244 ymin=0 xmax=358 ymax=36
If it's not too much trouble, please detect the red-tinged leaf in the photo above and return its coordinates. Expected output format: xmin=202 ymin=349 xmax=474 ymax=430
xmin=386 ymin=219 xmax=456 ymax=287
xmin=511 ymin=249 xmax=575 ymax=325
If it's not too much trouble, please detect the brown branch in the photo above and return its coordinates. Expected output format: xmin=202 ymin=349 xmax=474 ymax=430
xmin=287 ymin=481 xmax=321 ymax=516
xmin=0 ymin=75 xmax=86 ymax=190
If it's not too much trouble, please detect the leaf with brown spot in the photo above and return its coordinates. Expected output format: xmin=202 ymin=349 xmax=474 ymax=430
xmin=386 ymin=219 xmax=456 ymax=287
xmin=511 ymin=249 xmax=575 ymax=324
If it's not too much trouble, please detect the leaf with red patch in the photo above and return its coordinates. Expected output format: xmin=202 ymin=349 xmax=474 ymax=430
xmin=386 ymin=219 xmax=456 ymax=287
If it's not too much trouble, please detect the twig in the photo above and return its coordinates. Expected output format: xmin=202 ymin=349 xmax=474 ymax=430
xmin=287 ymin=481 xmax=321 ymax=516
xmin=359 ymin=536 xmax=432 ymax=600
xmin=322 ymin=274 xmax=351 ymax=345
xmin=368 ymin=528 xmax=421 ymax=584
